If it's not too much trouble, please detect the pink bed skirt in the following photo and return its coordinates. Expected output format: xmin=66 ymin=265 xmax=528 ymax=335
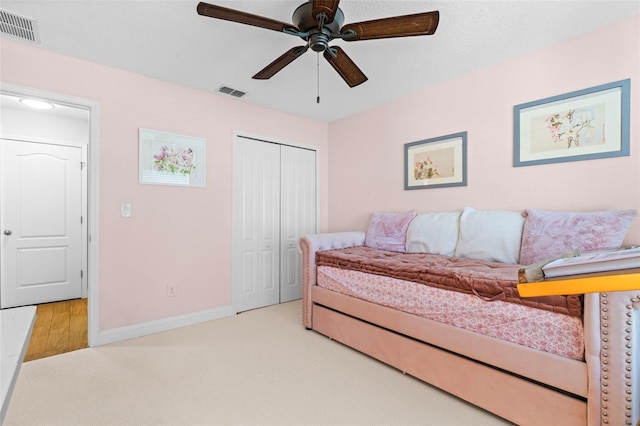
xmin=317 ymin=266 xmax=584 ymax=360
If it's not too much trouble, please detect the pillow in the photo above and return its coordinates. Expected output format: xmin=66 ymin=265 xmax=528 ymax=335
xmin=454 ymin=207 xmax=525 ymax=264
xmin=519 ymin=208 xmax=637 ymax=265
xmin=406 ymin=211 xmax=462 ymax=256
xmin=364 ymin=211 xmax=417 ymax=252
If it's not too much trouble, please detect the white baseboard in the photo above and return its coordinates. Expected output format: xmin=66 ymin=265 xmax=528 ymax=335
xmin=94 ymin=304 xmax=235 ymax=346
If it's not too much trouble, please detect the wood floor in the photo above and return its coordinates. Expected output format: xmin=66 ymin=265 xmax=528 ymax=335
xmin=24 ymin=298 xmax=88 ymax=362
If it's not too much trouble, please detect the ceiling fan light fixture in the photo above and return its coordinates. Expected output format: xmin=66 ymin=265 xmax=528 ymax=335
xmin=197 ymin=1 xmax=439 ymax=88
xmin=19 ymin=98 xmax=55 ymax=110
xmin=309 ymin=32 xmax=330 ymax=52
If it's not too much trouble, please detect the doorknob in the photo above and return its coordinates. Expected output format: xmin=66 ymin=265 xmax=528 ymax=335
xmin=3 ymin=230 xmax=12 ymax=236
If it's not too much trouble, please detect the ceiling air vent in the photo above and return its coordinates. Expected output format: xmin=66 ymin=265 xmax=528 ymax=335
xmin=0 ymin=9 xmax=40 ymax=43
xmin=218 ymin=86 xmax=246 ymax=98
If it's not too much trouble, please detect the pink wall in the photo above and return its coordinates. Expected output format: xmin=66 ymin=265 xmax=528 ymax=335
xmin=1 ymin=15 xmax=638 ymax=333
xmin=327 ymin=16 xmax=640 ymax=246
xmin=0 ymin=39 xmax=329 ymax=330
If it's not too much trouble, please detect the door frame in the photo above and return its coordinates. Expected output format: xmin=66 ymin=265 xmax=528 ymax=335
xmin=231 ymin=130 xmax=320 ymax=314
xmin=1 ymin=83 xmax=101 ymax=347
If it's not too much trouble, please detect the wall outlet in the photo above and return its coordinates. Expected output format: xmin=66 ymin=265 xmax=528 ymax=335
xmin=167 ymin=284 xmax=177 ymax=297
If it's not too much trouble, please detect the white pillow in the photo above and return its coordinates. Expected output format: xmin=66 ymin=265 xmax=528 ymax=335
xmin=454 ymin=207 xmax=525 ymax=264
xmin=406 ymin=211 xmax=461 ymax=256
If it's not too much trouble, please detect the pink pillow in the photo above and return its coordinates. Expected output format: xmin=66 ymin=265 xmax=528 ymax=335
xmin=364 ymin=211 xmax=417 ymax=252
xmin=519 ymin=209 xmax=636 ymax=265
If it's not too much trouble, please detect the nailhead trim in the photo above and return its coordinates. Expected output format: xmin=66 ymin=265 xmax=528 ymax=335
xmin=600 ymin=293 xmax=638 ymax=425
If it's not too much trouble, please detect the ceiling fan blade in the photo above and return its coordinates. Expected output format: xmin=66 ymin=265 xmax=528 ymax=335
xmin=341 ymin=11 xmax=439 ymax=41
xmin=312 ymin=0 xmax=340 ymax=25
xmin=323 ymin=47 xmax=367 ymax=88
xmin=253 ymin=46 xmax=309 ymax=80
xmin=197 ymin=2 xmax=297 ymax=33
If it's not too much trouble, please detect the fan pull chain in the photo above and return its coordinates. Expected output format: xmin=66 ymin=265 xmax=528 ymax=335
xmin=316 ymin=52 xmax=320 ymax=104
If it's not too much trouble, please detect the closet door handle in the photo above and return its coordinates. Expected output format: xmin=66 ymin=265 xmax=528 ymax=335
xmin=3 ymin=230 xmax=12 ymax=236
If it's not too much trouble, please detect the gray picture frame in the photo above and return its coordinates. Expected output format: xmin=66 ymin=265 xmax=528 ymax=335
xmin=514 ymin=79 xmax=630 ymax=167
xmin=404 ymin=132 xmax=467 ymax=190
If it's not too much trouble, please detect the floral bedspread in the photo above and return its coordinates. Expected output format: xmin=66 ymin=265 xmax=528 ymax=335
xmin=317 ymin=265 xmax=584 ymax=360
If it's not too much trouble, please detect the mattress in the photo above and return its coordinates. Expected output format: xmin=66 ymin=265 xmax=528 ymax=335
xmin=317 ymin=265 xmax=584 ymax=360
xmin=316 ymin=246 xmax=582 ymax=317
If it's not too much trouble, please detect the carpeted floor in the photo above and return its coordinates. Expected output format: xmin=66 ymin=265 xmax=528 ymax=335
xmin=5 ymin=300 xmax=512 ymax=425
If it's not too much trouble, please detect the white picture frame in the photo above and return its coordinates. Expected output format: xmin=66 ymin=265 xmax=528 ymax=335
xmin=139 ymin=128 xmax=206 ymax=187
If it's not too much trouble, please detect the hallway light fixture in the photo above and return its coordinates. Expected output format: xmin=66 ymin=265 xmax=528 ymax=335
xmin=19 ymin=98 xmax=55 ymax=110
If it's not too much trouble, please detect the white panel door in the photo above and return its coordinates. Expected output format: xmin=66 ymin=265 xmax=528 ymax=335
xmin=280 ymin=145 xmax=316 ymax=303
xmin=0 ymin=139 xmax=83 ymax=308
xmin=233 ymin=138 xmax=280 ymax=312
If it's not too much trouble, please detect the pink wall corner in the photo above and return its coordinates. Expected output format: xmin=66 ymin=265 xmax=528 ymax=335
xmin=328 ymin=16 xmax=640 ymax=245
xmin=0 ymin=39 xmax=329 ymax=330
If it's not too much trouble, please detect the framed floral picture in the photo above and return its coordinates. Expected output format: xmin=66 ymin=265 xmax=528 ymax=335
xmin=514 ymin=79 xmax=630 ymax=167
xmin=139 ymin=128 xmax=206 ymax=187
xmin=404 ymin=132 xmax=467 ymax=190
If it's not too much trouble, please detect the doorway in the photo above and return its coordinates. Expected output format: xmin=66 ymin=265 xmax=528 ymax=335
xmin=232 ymin=133 xmax=318 ymax=313
xmin=0 ymin=83 xmax=99 ymax=347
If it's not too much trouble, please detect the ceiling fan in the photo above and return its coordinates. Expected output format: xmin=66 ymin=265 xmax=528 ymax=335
xmin=196 ymin=0 xmax=439 ymax=88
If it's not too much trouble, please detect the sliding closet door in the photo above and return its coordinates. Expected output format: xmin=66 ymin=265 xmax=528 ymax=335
xmin=233 ymin=138 xmax=281 ymax=312
xmin=280 ymin=145 xmax=316 ymax=303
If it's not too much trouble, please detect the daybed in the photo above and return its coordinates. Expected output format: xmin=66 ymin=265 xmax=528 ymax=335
xmin=300 ymin=207 xmax=639 ymax=425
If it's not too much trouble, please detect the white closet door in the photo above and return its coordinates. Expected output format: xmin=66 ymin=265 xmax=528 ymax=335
xmin=233 ymin=139 xmax=280 ymax=312
xmin=280 ymin=145 xmax=316 ymax=303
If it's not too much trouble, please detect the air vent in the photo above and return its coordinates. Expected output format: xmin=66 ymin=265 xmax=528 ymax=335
xmin=218 ymin=86 xmax=246 ymax=98
xmin=0 ymin=9 xmax=40 ymax=43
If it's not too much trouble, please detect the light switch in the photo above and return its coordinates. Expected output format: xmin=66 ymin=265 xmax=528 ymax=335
xmin=121 ymin=203 xmax=132 ymax=218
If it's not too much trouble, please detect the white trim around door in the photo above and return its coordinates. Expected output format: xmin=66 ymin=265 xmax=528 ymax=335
xmin=0 ymin=83 xmax=101 ymax=347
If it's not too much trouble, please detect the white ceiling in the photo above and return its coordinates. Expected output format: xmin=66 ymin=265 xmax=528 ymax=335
xmin=1 ymin=0 xmax=638 ymax=123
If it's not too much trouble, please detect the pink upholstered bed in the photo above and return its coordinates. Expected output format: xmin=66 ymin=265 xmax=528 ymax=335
xmin=300 ymin=227 xmax=639 ymax=425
